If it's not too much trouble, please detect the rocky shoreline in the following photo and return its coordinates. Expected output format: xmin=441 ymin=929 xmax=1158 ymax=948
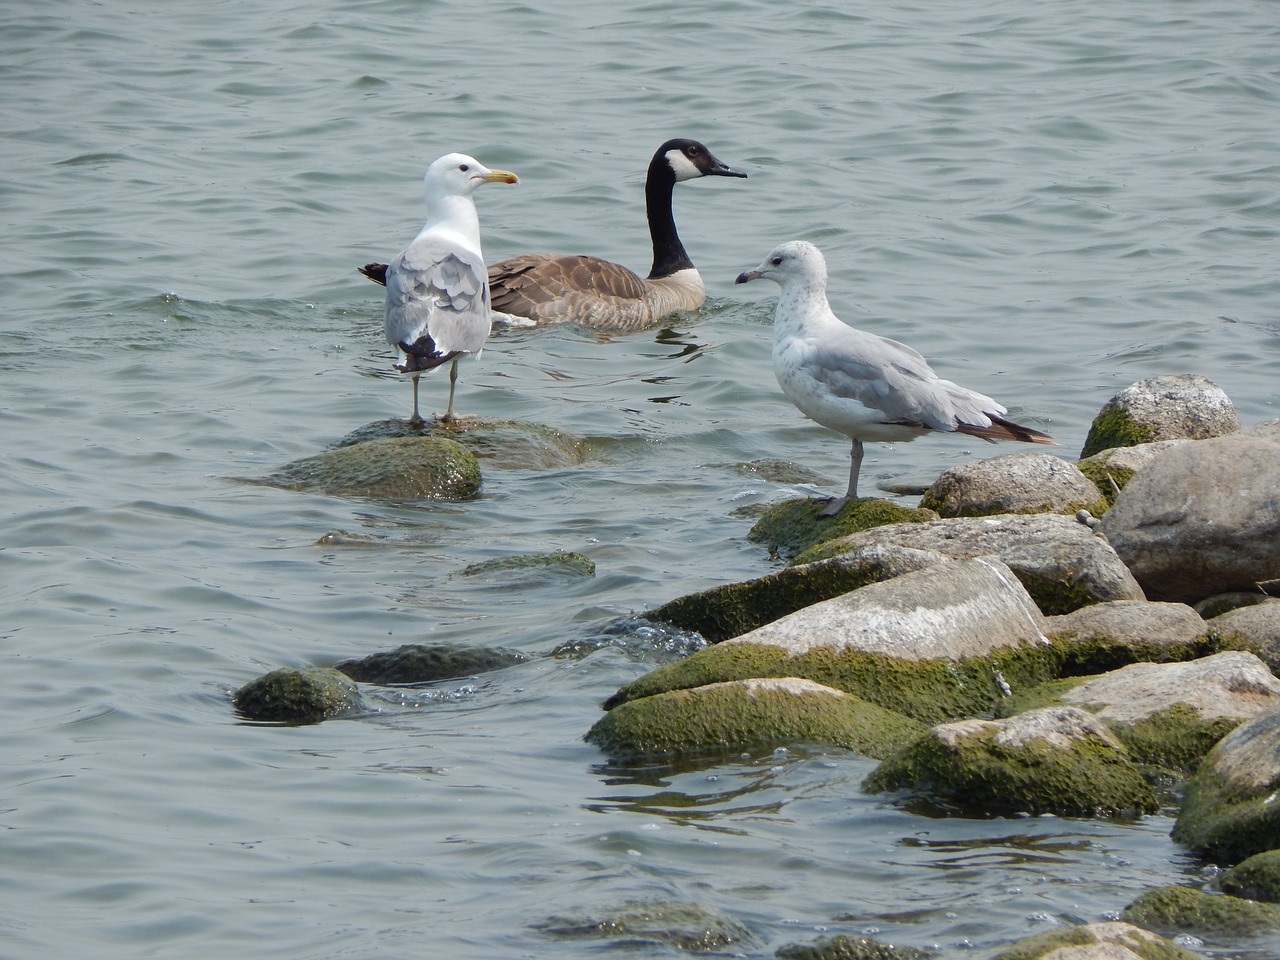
xmin=233 ymin=373 xmax=1280 ymax=958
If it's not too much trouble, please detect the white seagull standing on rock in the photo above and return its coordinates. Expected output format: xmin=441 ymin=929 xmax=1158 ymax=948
xmin=735 ymin=240 xmax=1054 ymax=516
xmin=378 ymin=153 xmax=518 ymax=425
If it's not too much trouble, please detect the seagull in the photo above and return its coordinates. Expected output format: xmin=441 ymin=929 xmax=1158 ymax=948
xmin=361 ymin=138 xmax=746 ymax=332
xmin=735 ymin=240 xmax=1054 ymax=516
xmin=375 ymin=153 xmax=517 ymax=425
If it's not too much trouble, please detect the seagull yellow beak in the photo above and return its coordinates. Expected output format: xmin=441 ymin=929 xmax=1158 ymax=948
xmin=481 ymin=169 xmax=519 ymax=184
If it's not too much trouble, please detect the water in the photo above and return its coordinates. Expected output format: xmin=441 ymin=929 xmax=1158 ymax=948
xmin=3 ymin=0 xmax=1278 ymax=956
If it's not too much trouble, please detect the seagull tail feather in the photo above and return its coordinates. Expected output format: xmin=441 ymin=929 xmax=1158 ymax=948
xmin=956 ymin=415 xmax=1055 ymax=445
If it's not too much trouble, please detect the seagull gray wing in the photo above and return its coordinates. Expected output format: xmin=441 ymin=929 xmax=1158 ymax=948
xmin=805 ymin=327 xmax=1000 ymax=431
xmin=385 ymin=237 xmax=492 ymax=356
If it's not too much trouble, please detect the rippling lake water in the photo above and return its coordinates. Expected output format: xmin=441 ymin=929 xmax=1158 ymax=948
xmin=3 ymin=0 xmax=1279 ymax=957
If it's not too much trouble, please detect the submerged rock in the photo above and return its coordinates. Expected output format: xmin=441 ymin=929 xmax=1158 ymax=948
xmin=864 ymin=706 xmax=1158 ymax=817
xmin=335 ymin=416 xmax=590 ymax=470
xmin=334 ymin=643 xmax=527 ymax=685
xmin=1079 ymin=374 xmax=1240 ymax=459
xmin=919 ymin=452 xmax=1107 ymax=518
xmin=1098 ymin=433 xmax=1280 ymax=603
xmin=233 ymin=667 xmax=364 ymax=724
xmin=777 ymin=934 xmax=937 ymax=959
xmin=586 ymin=677 xmax=924 ymax=761
xmin=261 ymin=436 xmax=481 ymax=500
xmin=457 ymin=550 xmax=595 ymax=581
xmin=1173 ymin=706 xmax=1280 ymax=863
xmin=991 ymin=921 xmax=1199 ymax=960
xmin=1122 ymin=884 xmax=1280 ymax=938
xmin=534 ymin=899 xmax=753 ymax=952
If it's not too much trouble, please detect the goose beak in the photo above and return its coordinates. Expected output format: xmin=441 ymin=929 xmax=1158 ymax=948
xmin=735 ymin=269 xmax=761 ymax=284
xmin=481 ymin=169 xmax=520 ymax=184
xmin=711 ymin=161 xmax=748 ymax=179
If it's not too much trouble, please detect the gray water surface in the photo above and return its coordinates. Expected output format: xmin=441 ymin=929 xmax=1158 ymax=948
xmin=3 ymin=0 xmax=1278 ymax=956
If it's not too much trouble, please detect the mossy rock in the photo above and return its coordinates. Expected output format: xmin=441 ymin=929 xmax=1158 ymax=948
xmin=1172 ymin=765 xmax=1280 ymax=865
xmin=334 ymin=643 xmax=528 ymax=685
xmin=994 ymin=683 xmax=1242 ymax=776
xmin=534 ymin=899 xmax=753 ymax=952
xmin=262 ymin=436 xmax=481 ymax=499
xmin=1122 ymin=884 xmax=1280 ymax=938
xmin=777 ymin=934 xmax=936 ymax=959
xmin=864 ymin=709 xmax=1159 ymax=817
xmin=643 ymin=546 xmax=943 ymax=643
xmin=1219 ymin=850 xmax=1280 ymax=903
xmin=233 ymin=667 xmax=364 ymax=724
xmin=587 ymin=678 xmax=925 ymax=761
xmin=336 ymin=416 xmax=589 ymax=470
xmin=747 ymin=497 xmax=938 ymax=562
xmin=602 ymin=638 xmax=1064 ymax=727
xmin=1080 ymin=405 xmax=1158 ymax=460
xmin=1077 ymin=457 xmax=1134 ymax=508
xmin=991 ymin=921 xmax=1199 ymax=960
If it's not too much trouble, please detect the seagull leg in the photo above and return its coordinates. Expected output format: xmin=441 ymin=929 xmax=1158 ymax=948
xmin=819 ymin=438 xmax=863 ymax=517
xmin=408 ymin=373 xmax=424 ymax=427
xmin=440 ymin=356 xmax=460 ymax=422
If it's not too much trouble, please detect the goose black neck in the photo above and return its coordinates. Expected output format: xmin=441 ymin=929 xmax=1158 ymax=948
xmin=645 ymin=156 xmax=694 ymax=280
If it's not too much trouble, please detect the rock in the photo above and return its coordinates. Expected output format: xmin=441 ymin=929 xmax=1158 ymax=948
xmin=1077 ymin=439 xmax=1192 ymax=507
xmin=1242 ymin=417 xmax=1280 ymax=444
xmin=232 ymin=667 xmax=364 ymax=724
xmin=1080 ymin=374 xmax=1240 ymax=459
xmin=1097 ymin=434 xmax=1280 ymax=603
xmin=711 ymin=457 xmax=830 ymax=485
xmin=1043 ymin=601 xmax=1211 ymax=672
xmin=919 ymin=452 xmax=1108 ymax=518
xmin=586 ymin=677 xmax=924 ymax=761
xmin=334 ymin=643 xmax=528 ymax=685
xmin=991 ymin=921 xmax=1200 ymax=960
xmin=1172 ymin=707 xmax=1280 ymax=863
xmin=643 ymin=544 xmax=947 ymax=643
xmin=260 ymin=436 xmax=481 ymax=500
xmin=1122 ymin=884 xmax=1280 ymax=938
xmin=457 ymin=550 xmax=595 ymax=581
xmin=1219 ymin=850 xmax=1280 ymax=903
xmin=863 ymin=706 xmax=1158 ymax=817
xmin=1001 ymin=652 xmax=1280 ymax=774
xmin=605 ymin=558 xmax=1062 ymax=725
xmin=796 ymin=513 xmax=1144 ymax=615
xmin=335 ymin=416 xmax=590 ymax=470
xmin=747 ymin=496 xmax=938 ymax=561
xmin=534 ymin=899 xmax=753 ymax=952
xmin=1196 ymin=591 xmax=1278 ymax=619
xmin=777 ymin=934 xmax=935 ymax=959
xmin=1209 ymin=599 xmax=1280 ymax=672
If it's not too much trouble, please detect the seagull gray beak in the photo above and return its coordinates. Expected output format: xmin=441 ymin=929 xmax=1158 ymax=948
xmin=735 ymin=269 xmax=761 ymax=284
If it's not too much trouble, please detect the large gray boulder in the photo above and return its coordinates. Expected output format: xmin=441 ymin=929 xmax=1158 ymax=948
xmin=1098 ymin=434 xmax=1280 ymax=603
xmin=799 ymin=513 xmax=1144 ymax=614
xmin=919 ymin=452 xmax=1107 ymax=518
xmin=1080 ymin=374 xmax=1240 ymax=458
xmin=1209 ymin=599 xmax=1280 ymax=672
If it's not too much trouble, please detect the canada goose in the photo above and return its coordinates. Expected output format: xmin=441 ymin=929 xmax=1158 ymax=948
xmin=360 ymin=138 xmax=745 ymax=332
xmin=736 ymin=240 xmax=1055 ymax=516
xmin=378 ymin=153 xmax=517 ymax=425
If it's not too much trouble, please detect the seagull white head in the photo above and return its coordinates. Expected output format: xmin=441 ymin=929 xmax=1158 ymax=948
xmin=422 ymin=153 xmax=519 ymax=201
xmin=735 ymin=240 xmax=827 ymax=289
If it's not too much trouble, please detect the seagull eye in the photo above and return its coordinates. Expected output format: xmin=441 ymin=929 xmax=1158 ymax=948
xmin=458 ymin=163 xmax=470 ymax=172
xmin=771 ymin=256 xmax=783 ymax=266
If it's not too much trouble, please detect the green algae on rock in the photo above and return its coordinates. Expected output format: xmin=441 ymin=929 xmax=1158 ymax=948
xmin=747 ymin=496 xmax=937 ymax=561
xmin=643 ymin=544 xmax=945 ymax=643
xmin=262 ymin=436 xmax=481 ymax=500
xmin=1219 ymin=850 xmax=1280 ymax=903
xmin=233 ymin=666 xmax=364 ymax=724
xmin=864 ymin=707 xmax=1158 ymax=817
xmin=587 ymin=677 xmax=924 ymax=761
xmin=991 ymin=920 xmax=1200 ymax=960
xmin=534 ymin=899 xmax=753 ymax=952
xmin=1122 ymin=884 xmax=1280 ymax=939
xmin=334 ymin=415 xmax=590 ymax=470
